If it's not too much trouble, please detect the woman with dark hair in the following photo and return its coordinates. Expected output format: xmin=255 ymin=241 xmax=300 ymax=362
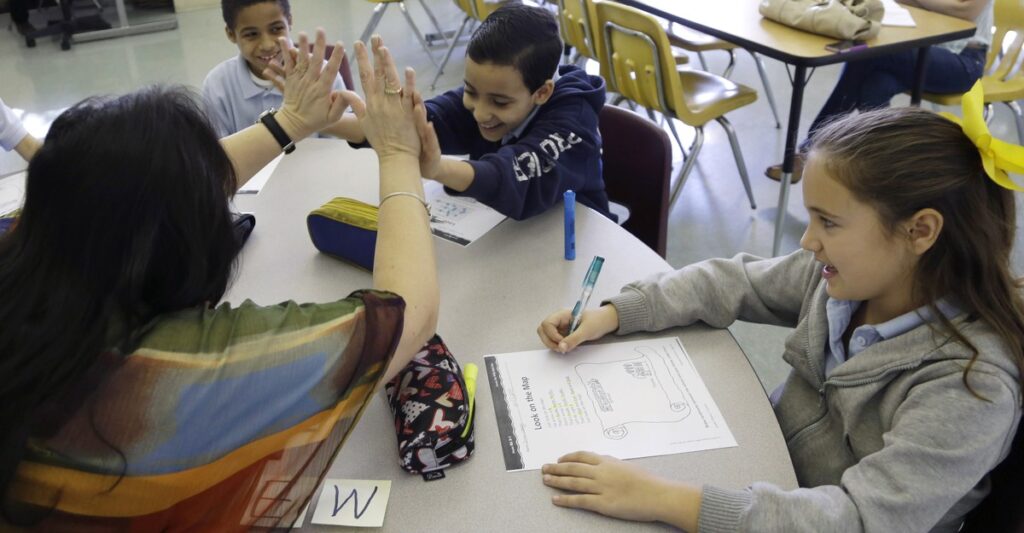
xmin=0 ymin=31 xmax=438 ymax=530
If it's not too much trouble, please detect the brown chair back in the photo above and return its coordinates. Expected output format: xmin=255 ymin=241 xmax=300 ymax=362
xmin=599 ymin=105 xmax=671 ymax=257
xmin=960 ymin=424 xmax=1024 ymax=533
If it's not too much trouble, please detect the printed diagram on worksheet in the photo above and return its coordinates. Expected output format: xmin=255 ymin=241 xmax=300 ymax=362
xmin=485 ymin=337 xmax=736 ymax=471
xmin=423 ymin=181 xmax=506 ymax=246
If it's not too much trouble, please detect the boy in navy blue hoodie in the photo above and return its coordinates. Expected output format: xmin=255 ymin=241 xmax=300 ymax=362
xmin=334 ymin=4 xmax=611 ymax=221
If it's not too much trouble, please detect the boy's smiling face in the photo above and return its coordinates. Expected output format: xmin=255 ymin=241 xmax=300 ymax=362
xmin=462 ymin=58 xmax=553 ymax=142
xmin=226 ymin=2 xmax=291 ymax=79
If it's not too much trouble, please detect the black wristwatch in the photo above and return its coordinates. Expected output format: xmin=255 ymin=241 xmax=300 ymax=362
xmin=257 ymin=108 xmax=295 ymax=154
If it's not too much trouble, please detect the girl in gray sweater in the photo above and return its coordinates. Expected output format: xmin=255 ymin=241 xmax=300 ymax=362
xmin=536 ymin=90 xmax=1024 ymax=532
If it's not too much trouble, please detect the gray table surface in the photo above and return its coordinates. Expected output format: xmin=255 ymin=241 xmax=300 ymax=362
xmin=228 ymin=139 xmax=797 ymax=532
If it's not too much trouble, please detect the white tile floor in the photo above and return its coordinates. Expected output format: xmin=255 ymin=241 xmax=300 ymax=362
xmin=2 ymin=0 xmax=1022 ymax=393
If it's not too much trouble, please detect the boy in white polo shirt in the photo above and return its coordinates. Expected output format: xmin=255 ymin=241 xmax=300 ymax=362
xmin=0 ymin=97 xmax=40 ymax=162
xmin=201 ymin=0 xmax=346 ymax=137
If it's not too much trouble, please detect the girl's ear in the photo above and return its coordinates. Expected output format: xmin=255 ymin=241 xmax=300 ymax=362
xmin=906 ymin=208 xmax=943 ymax=256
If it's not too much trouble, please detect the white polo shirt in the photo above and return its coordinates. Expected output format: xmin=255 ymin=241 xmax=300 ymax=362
xmin=0 ymin=97 xmax=29 ymax=152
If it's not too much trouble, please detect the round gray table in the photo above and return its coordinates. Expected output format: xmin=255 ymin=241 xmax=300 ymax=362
xmin=228 ymin=139 xmax=797 ymax=532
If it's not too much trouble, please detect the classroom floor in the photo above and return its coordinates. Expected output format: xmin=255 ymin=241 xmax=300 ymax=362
xmin=2 ymin=0 xmax=1022 ymax=394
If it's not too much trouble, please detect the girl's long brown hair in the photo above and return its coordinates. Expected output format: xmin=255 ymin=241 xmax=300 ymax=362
xmin=810 ymin=107 xmax=1024 ymax=400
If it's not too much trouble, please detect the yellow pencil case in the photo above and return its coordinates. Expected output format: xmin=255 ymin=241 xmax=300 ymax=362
xmin=307 ymin=197 xmax=378 ymax=270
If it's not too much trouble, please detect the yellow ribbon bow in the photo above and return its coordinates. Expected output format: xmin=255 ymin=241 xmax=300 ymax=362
xmin=939 ymin=80 xmax=1024 ymax=192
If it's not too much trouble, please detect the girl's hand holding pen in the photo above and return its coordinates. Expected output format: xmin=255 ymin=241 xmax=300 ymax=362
xmin=538 ymin=304 xmax=619 ymax=354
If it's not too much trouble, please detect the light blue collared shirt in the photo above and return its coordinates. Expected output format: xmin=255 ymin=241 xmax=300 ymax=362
xmin=501 ymin=105 xmax=540 ymax=145
xmin=201 ymin=55 xmax=344 ymax=138
xmin=824 ymin=297 xmax=962 ymax=376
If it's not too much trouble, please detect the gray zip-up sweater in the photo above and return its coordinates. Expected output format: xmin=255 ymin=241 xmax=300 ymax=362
xmin=606 ymin=250 xmax=1021 ymax=533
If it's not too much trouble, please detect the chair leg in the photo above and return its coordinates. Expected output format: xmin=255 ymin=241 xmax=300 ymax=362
xmin=430 ymin=15 xmax=471 ymax=90
xmin=1006 ymin=100 xmax=1024 ymax=145
xmin=398 ymin=2 xmax=439 ymax=67
xmin=717 ymin=116 xmax=756 ymax=209
xmin=417 ymin=0 xmax=449 ymax=47
xmin=750 ymin=52 xmax=781 ymax=128
xmin=664 ymin=117 xmax=687 ymax=158
xmin=722 ymin=49 xmax=736 ymax=78
xmin=697 ymin=51 xmax=708 ymax=71
xmin=359 ymin=2 xmax=390 ymax=45
xmin=669 ymin=126 xmax=705 ymax=206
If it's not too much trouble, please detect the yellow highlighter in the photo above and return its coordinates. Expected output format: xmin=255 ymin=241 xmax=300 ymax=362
xmin=461 ymin=363 xmax=478 ymax=438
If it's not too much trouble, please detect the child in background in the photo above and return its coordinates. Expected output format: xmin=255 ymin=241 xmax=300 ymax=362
xmin=329 ymin=4 xmax=611 ymax=221
xmin=202 ymin=0 xmax=345 ymax=137
xmin=0 ymin=97 xmax=41 ymax=162
xmin=536 ymin=88 xmax=1024 ymax=532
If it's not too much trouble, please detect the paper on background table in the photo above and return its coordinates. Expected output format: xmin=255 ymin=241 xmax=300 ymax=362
xmin=485 ymin=337 xmax=737 ymax=471
xmin=0 ymin=171 xmax=26 ymax=218
xmin=311 ymin=479 xmax=391 ymax=527
xmin=881 ymin=0 xmax=916 ymax=27
xmin=424 ymin=180 xmax=507 ymax=246
xmin=238 ymin=154 xmax=284 ymax=194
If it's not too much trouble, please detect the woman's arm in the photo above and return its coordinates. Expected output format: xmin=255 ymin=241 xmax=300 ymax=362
xmin=13 ymin=134 xmax=41 ymax=162
xmin=220 ymin=29 xmax=351 ymax=188
xmin=899 ymin=0 xmax=988 ymax=21
xmin=346 ymin=37 xmax=439 ymax=381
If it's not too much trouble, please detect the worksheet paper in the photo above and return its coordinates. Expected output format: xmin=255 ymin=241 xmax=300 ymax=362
xmin=485 ymin=337 xmax=736 ymax=471
xmin=424 ymin=181 xmax=506 ymax=246
xmin=237 ymin=153 xmax=284 ymax=194
xmin=881 ymin=0 xmax=916 ymax=27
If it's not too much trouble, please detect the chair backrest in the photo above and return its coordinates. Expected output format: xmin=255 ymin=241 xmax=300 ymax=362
xmin=988 ymin=0 xmax=1024 ymax=82
xmin=593 ymin=0 xmax=687 ymax=120
xmin=470 ymin=0 xmax=504 ymax=21
xmin=557 ymin=0 xmax=599 ymax=60
xmin=322 ymin=44 xmax=355 ymax=91
xmin=598 ymin=105 xmax=671 ymax=257
xmin=960 ymin=424 xmax=1024 ymax=533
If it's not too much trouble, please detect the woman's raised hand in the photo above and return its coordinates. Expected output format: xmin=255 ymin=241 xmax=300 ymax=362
xmin=346 ymin=35 xmax=421 ymax=160
xmin=263 ymin=29 xmax=349 ymax=141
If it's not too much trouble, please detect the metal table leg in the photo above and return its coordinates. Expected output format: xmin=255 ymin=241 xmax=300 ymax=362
xmin=910 ymin=46 xmax=930 ymax=106
xmin=772 ymin=64 xmax=807 ymax=256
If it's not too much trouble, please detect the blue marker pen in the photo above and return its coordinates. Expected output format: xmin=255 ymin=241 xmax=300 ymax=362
xmin=569 ymin=256 xmax=605 ymax=333
xmin=564 ymin=190 xmax=576 ymax=260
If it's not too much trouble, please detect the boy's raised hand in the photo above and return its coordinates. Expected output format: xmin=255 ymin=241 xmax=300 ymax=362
xmin=346 ymin=35 xmax=420 ymax=159
xmin=262 ymin=28 xmax=349 ymax=141
xmin=412 ymin=90 xmax=442 ymax=180
xmin=537 ymin=305 xmax=619 ymax=354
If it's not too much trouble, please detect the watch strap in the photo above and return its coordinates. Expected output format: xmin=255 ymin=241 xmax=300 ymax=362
xmin=258 ymin=109 xmax=296 ymax=154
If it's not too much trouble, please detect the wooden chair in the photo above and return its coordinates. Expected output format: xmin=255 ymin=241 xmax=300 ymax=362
xmin=429 ymin=0 xmax=506 ymax=90
xmin=959 ymin=425 xmax=1024 ymax=533
xmin=666 ymin=25 xmax=782 ymax=128
xmin=593 ymin=0 xmax=758 ymax=209
xmin=920 ymin=0 xmax=1024 ymax=143
xmin=358 ymin=0 xmax=446 ymax=69
xmin=599 ymin=105 xmax=671 ymax=257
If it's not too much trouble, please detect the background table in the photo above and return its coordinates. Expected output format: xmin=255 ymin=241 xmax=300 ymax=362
xmin=229 ymin=139 xmax=798 ymax=531
xmin=615 ymin=0 xmax=976 ymax=255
